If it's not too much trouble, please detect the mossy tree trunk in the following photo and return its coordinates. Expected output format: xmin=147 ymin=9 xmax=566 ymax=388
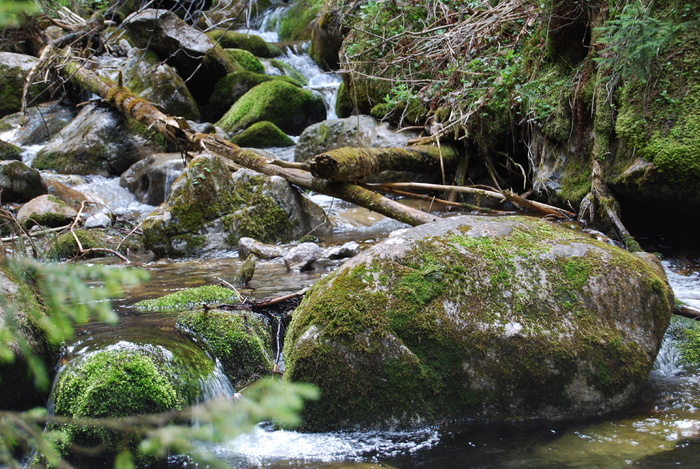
xmin=58 ymin=57 xmax=438 ymax=226
xmin=310 ymin=145 xmax=458 ymax=182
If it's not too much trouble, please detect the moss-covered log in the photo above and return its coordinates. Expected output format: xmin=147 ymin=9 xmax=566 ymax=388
xmin=57 ymin=57 xmax=437 ymax=226
xmin=310 ymin=145 xmax=458 ymax=182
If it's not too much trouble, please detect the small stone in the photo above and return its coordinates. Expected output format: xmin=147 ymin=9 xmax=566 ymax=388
xmin=323 ymin=241 xmax=360 ymax=260
xmin=83 ymin=213 xmax=112 ymax=229
xmin=284 ymin=242 xmax=320 ymax=271
xmin=238 ymin=237 xmax=284 ymax=259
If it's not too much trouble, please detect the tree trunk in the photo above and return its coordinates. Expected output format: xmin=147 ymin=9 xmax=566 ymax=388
xmin=310 ymin=145 xmax=458 ymax=182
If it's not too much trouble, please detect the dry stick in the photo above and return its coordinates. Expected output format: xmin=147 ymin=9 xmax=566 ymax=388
xmin=58 ymin=57 xmax=437 ymax=227
xmin=70 ymin=202 xmax=130 ymax=262
xmin=371 ymin=185 xmax=505 ymax=214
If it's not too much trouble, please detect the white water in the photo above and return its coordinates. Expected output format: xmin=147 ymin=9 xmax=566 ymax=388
xmin=73 ymin=175 xmax=155 ymax=217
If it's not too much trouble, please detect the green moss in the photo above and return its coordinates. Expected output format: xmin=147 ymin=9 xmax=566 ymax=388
xmin=134 ymin=285 xmax=239 ymax=311
xmin=225 ymin=48 xmax=265 ymax=74
xmin=0 ymin=139 xmax=22 ymax=160
xmin=177 ymin=310 xmax=274 ymax=387
xmin=278 ymin=0 xmax=323 ymax=41
xmin=51 ymin=348 xmax=186 ymax=465
xmin=206 ymin=30 xmax=282 ymax=58
xmin=668 ymin=314 xmax=700 ymax=366
xmin=269 ymin=59 xmax=308 ymax=86
xmin=215 ymin=80 xmax=326 ymax=135
xmin=47 ymin=229 xmax=98 ymax=260
xmin=229 ymin=121 xmax=295 ymax=148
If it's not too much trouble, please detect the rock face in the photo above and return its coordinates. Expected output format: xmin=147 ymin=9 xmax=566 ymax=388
xmin=141 ymin=155 xmax=329 ymax=256
xmin=122 ymin=9 xmax=236 ymax=102
xmin=0 ymin=160 xmax=47 ymax=202
xmin=284 ymin=215 xmax=674 ymax=430
xmin=294 ymin=115 xmax=419 ymax=162
xmin=216 ymin=80 xmax=326 ymax=136
xmin=32 ymin=104 xmax=157 ymax=176
xmin=16 ymin=194 xmax=78 ymax=228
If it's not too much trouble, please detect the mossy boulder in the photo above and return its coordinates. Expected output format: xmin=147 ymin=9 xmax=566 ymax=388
xmin=0 ymin=52 xmax=48 ymax=118
xmin=141 ymin=155 xmax=328 ymax=256
xmin=0 ymin=139 xmax=21 ymax=161
xmin=208 ymin=30 xmax=283 ymax=58
xmin=122 ymin=9 xmax=237 ymax=102
xmin=32 ymin=104 xmax=158 ymax=176
xmin=16 ymin=194 xmax=78 ymax=228
xmin=284 ymin=215 xmax=674 ymax=430
xmin=278 ymin=0 xmax=322 ymax=42
xmin=177 ymin=310 xmax=274 ymax=387
xmin=135 ymin=285 xmax=239 ymax=311
xmin=51 ymin=341 xmax=211 ymax=466
xmin=216 ymin=80 xmax=326 ymax=136
xmin=230 ymin=121 xmax=295 ymax=148
xmin=309 ymin=9 xmax=345 ymax=70
xmin=0 ymin=267 xmax=57 ymax=410
xmin=0 ymin=160 xmax=48 ymax=202
xmin=225 ymin=48 xmax=265 ymax=73
xmin=205 ymin=71 xmax=300 ymax=122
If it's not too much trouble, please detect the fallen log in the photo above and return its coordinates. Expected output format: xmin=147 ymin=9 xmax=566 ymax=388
xmin=674 ymin=303 xmax=700 ymax=320
xmin=310 ymin=145 xmax=458 ymax=182
xmin=57 ymin=56 xmax=437 ymax=226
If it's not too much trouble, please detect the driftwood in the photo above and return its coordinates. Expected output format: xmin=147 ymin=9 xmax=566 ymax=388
xmin=57 ymin=56 xmax=438 ymax=227
xmin=310 ymin=145 xmax=458 ymax=182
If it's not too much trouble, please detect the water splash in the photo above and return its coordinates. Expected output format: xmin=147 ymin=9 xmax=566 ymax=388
xmin=73 ymin=175 xmax=156 ymax=217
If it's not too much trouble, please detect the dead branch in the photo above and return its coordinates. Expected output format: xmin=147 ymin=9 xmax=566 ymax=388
xmin=674 ymin=303 xmax=700 ymax=320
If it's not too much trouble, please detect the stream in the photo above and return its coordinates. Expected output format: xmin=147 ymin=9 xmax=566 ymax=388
xmin=4 ymin=5 xmax=700 ymax=468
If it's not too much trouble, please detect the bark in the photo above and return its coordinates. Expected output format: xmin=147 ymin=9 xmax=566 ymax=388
xmin=674 ymin=303 xmax=700 ymax=320
xmin=310 ymin=145 xmax=458 ymax=182
xmin=57 ymin=57 xmax=437 ymax=226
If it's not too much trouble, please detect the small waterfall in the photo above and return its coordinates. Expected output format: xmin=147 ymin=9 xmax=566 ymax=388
xmin=198 ymin=359 xmax=238 ymax=403
xmin=73 ymin=175 xmax=155 ymax=217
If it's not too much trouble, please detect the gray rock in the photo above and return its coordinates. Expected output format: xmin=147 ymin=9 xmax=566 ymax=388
xmin=16 ymin=194 xmax=78 ymax=227
xmin=141 ymin=156 xmax=330 ymax=256
xmin=284 ymin=215 xmax=675 ymax=430
xmin=83 ymin=213 xmax=113 ymax=229
xmin=122 ymin=9 xmax=236 ymax=102
xmin=295 ymin=115 xmax=419 ymax=162
xmin=323 ymin=241 xmax=360 ymax=260
xmin=238 ymin=237 xmax=284 ymax=259
xmin=0 ymin=160 xmax=47 ymax=202
xmin=32 ymin=104 xmax=157 ymax=176
xmin=121 ymin=153 xmax=185 ymax=205
xmin=0 ymin=101 xmax=76 ymax=146
xmin=0 ymin=52 xmax=46 ymax=118
xmin=284 ymin=242 xmax=320 ymax=271
xmin=0 ymin=139 xmax=21 ymax=161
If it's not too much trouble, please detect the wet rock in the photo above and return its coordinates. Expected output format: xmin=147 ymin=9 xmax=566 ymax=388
xmin=32 ymin=104 xmax=158 ymax=176
xmin=141 ymin=155 xmax=329 ymax=256
xmin=0 ymin=101 xmax=76 ymax=146
xmin=238 ymin=237 xmax=284 ymax=259
xmin=0 ymin=160 xmax=47 ymax=202
xmin=45 ymin=179 xmax=105 ymax=213
xmin=16 ymin=194 xmax=78 ymax=228
xmin=323 ymin=241 xmax=360 ymax=260
xmin=0 ymin=139 xmax=21 ymax=161
xmin=284 ymin=242 xmax=320 ymax=271
xmin=309 ymin=9 xmax=345 ymax=70
xmin=216 ymin=80 xmax=326 ymax=136
xmin=0 ymin=52 xmax=47 ymax=118
xmin=284 ymin=215 xmax=675 ymax=430
xmin=207 ymin=30 xmax=283 ymax=58
xmin=177 ymin=309 xmax=274 ymax=387
xmin=51 ymin=341 xmax=210 ymax=466
xmin=295 ymin=115 xmax=419 ymax=162
xmin=122 ymin=9 xmax=237 ymax=102
xmin=120 ymin=153 xmax=185 ymax=206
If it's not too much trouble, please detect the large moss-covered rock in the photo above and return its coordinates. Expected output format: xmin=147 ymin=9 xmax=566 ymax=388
xmin=177 ymin=310 xmax=274 ymax=387
xmin=216 ymin=80 xmax=326 ymax=135
xmin=278 ymin=0 xmax=322 ymax=41
xmin=122 ymin=9 xmax=237 ymax=102
xmin=0 ymin=267 xmax=56 ymax=410
xmin=284 ymin=215 xmax=674 ymax=430
xmin=309 ymin=9 xmax=345 ymax=70
xmin=51 ymin=340 xmax=212 ymax=466
xmin=32 ymin=104 xmax=158 ymax=176
xmin=141 ymin=154 xmax=328 ymax=256
xmin=16 ymin=194 xmax=78 ymax=228
xmin=0 ymin=160 xmax=47 ymax=202
xmin=0 ymin=52 xmax=47 ymax=118
xmin=0 ymin=139 xmax=21 ymax=161
xmin=204 ymin=71 xmax=300 ymax=122
xmin=230 ymin=121 xmax=295 ymax=148
xmin=208 ymin=30 xmax=283 ymax=58
xmin=0 ymin=101 xmax=75 ymax=146
xmin=225 ymin=48 xmax=265 ymax=73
